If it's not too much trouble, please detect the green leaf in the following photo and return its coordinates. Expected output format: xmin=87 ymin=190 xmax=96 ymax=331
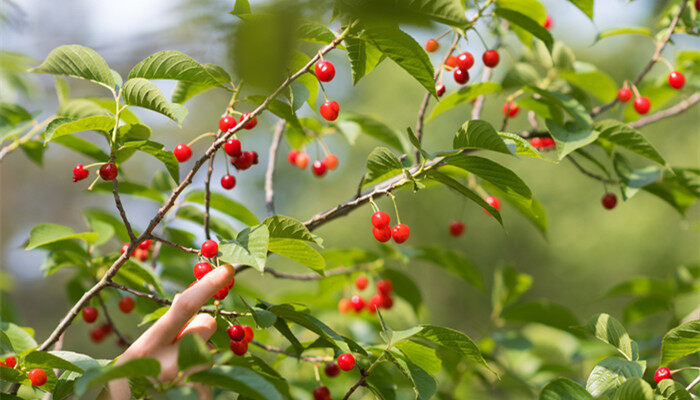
xmin=262 ymin=215 xmax=319 ymax=244
xmin=115 ymin=260 xmax=165 ymax=296
xmin=176 ymin=206 xmax=237 ymax=240
xmin=231 ymin=0 xmax=251 ymax=15
xmin=92 ymin=181 xmax=164 ymax=202
xmin=595 ymin=27 xmax=652 ymax=43
xmin=25 ymin=223 xmax=98 ymax=250
xmin=364 ymin=146 xmax=403 ymax=186
xmin=586 ymin=357 xmax=645 ymax=398
xmin=344 ymin=36 xmax=384 ymax=85
xmin=545 ymin=119 xmax=598 ymax=160
xmin=502 ymin=300 xmax=579 ymax=333
xmin=53 ymin=135 xmax=109 ymax=161
xmin=43 ymin=115 xmax=115 ymax=143
xmin=172 ymin=64 xmax=233 ymax=104
xmin=267 ymin=238 xmax=325 ymax=274
xmin=656 ymin=379 xmax=694 ymax=400
xmin=499 ymin=132 xmax=545 ymax=159
xmin=20 ymin=140 xmax=44 ymax=165
xmin=528 ymin=86 xmax=592 ymax=127
xmin=119 ymin=140 xmax=179 ymax=182
xmin=295 ymin=21 xmax=338 ymax=45
xmin=612 ymin=378 xmax=653 ymax=400
xmin=122 ymin=78 xmax=187 ymax=125
xmin=395 ymin=339 xmax=441 ymax=374
xmin=496 ymin=0 xmax=546 ymax=23
xmin=185 ymin=191 xmax=258 ymax=226
xmin=453 ymin=120 xmax=511 ymax=155
xmin=74 ymin=358 xmax=160 ymax=395
xmin=382 ymin=268 xmax=422 ymax=314
xmin=660 ymin=319 xmax=700 ymax=366
xmin=363 ymin=24 xmax=436 ymax=96
xmin=445 ymin=154 xmax=532 ymax=199
xmin=219 ymin=225 xmax=270 ymax=272
xmin=426 ymin=170 xmax=502 ymax=224
xmin=567 ymin=0 xmax=593 ymax=19
xmin=128 ymin=51 xmax=225 ymax=87
xmin=386 ymin=352 xmax=437 ymax=400
xmin=0 ymin=322 xmax=37 ymax=353
xmin=491 ymin=265 xmax=533 ymax=318
xmin=428 ymin=82 xmax=502 ymax=120
xmin=188 ymin=366 xmax=282 ymax=400
xmin=30 ymin=45 xmax=115 ymax=91
xmin=339 ymin=114 xmax=405 ymax=151
xmin=560 ymin=69 xmax=617 ymax=103
xmin=481 ymin=180 xmax=548 ymax=236
xmin=595 ymin=120 xmax=666 ymax=166
xmin=23 ymin=351 xmax=83 ymax=372
xmin=540 ymin=378 xmax=593 ymax=400
xmin=495 ymin=8 xmax=553 ymax=51
xmin=178 ymin=333 xmax=212 ymax=371
xmin=583 ymin=314 xmax=636 ymax=361
xmin=414 ymin=324 xmax=492 ymax=373
xmin=267 ymin=304 xmax=347 ymax=351
xmin=412 ymin=245 xmax=483 ymax=289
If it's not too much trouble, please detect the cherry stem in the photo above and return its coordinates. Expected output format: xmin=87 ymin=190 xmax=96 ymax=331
xmin=86 ymin=175 xmax=101 ymax=191
xmin=318 ymin=80 xmax=330 ymax=102
xmin=316 ymin=135 xmax=331 ymax=156
xmin=472 ymin=27 xmax=489 ymax=50
xmin=387 ymin=192 xmax=401 ymax=225
xmin=368 ymin=198 xmax=379 ymax=213
xmin=630 ymin=83 xmax=642 ymax=98
xmin=187 ymin=132 xmax=217 ymax=147
xmin=658 ymin=57 xmax=675 ymax=72
xmin=313 ymin=364 xmax=321 ymax=383
xmin=224 ymin=152 xmax=231 ymax=175
xmin=436 ymin=29 xmax=452 ymax=41
xmin=83 ymin=162 xmax=102 ymax=169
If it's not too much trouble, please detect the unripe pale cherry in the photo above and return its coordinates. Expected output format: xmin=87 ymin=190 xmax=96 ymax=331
xmin=337 ymin=353 xmax=356 ymax=371
xmin=617 ymin=88 xmax=633 ymax=103
xmin=221 ymin=174 xmax=236 ymax=190
xmin=453 ymin=68 xmax=469 ymax=85
xmin=391 ymin=224 xmax=410 ymax=243
xmin=601 ymin=193 xmax=617 ymax=210
xmin=445 ymin=55 xmax=458 ymax=68
xmin=668 ymin=71 xmax=685 ymax=89
xmin=482 ymin=49 xmax=500 ymax=68
xmin=295 ymin=153 xmax=310 ymax=169
xmin=314 ymin=61 xmax=335 ymax=82
xmin=425 ymin=39 xmax=439 ymax=52
xmin=201 ymin=240 xmax=219 ymax=258
xmin=99 ymin=163 xmax=118 ymax=181
xmin=219 ymin=115 xmax=236 ymax=132
xmin=324 ymin=154 xmax=338 ymax=170
xmin=338 ymin=298 xmax=352 ymax=313
xmin=320 ymin=101 xmax=340 ymax=121
xmin=633 ymin=96 xmax=651 ymax=114
xmin=73 ymin=164 xmax=89 ymax=182
xmin=312 ymin=160 xmax=327 ymax=177
xmin=224 ymin=139 xmax=242 ymax=158
xmin=456 ymin=52 xmax=474 ymax=70
xmin=173 ymin=144 xmax=192 ymax=162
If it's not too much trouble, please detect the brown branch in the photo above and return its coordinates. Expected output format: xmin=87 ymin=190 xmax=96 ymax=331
xmin=342 ymin=369 xmax=370 ymax=400
xmin=34 ymin=23 xmax=354 ymax=352
xmin=630 ymin=92 xmax=700 ymax=129
xmin=149 ymin=235 xmax=199 ymax=254
xmin=567 ymin=156 xmax=618 ymax=184
xmin=265 ymin=121 xmax=285 ymax=216
xmin=250 ymin=340 xmax=330 ymax=363
xmin=112 ymin=179 xmax=136 ymax=241
xmin=203 ymin=151 xmax=217 ymax=240
xmin=591 ymin=0 xmax=689 ymax=118
xmin=96 ymin=293 xmax=132 ymax=346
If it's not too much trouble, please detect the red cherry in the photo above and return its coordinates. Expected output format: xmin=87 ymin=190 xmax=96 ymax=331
xmin=320 ymin=101 xmax=340 ymax=121
xmin=456 ymin=52 xmax=474 ymax=70
xmin=372 ymin=226 xmax=392 ymax=242
xmin=453 ymin=68 xmax=469 ymax=85
xmin=295 ymin=153 xmax=310 ymax=169
xmin=90 ymin=327 xmax=107 ymax=343
xmin=449 ymin=221 xmax=465 ymax=237
xmin=541 ymin=137 xmax=555 ymax=149
xmin=391 ymin=224 xmax=410 ymax=244
xmin=4 ymin=356 xmax=15 ymax=368
xmin=355 ymin=275 xmax=368 ymax=290
xmin=232 ymin=151 xmax=255 ymax=170
xmin=243 ymin=325 xmax=254 ymax=343
xmin=99 ymin=163 xmax=118 ymax=181
xmin=314 ymin=61 xmax=336 ymax=82
xmin=337 ymin=353 xmax=356 ymax=371
xmin=99 ymin=323 xmax=113 ymax=335
xmin=502 ymin=102 xmax=519 ymax=118
xmin=445 ymin=55 xmax=458 ymax=68
xmin=72 ymin=164 xmax=89 ymax=182
xmin=173 ymin=144 xmax=192 ymax=163
xmin=82 ymin=306 xmax=98 ymax=323
xmin=380 ymin=294 xmax=393 ymax=309
xmin=696 ymin=0 xmax=700 ymax=11
xmin=543 ymin=15 xmax=552 ymax=29
xmin=201 ymin=240 xmax=218 ymax=258
xmin=311 ymin=160 xmax=327 ymax=177
xmin=654 ymin=367 xmax=672 ymax=383
xmin=324 ymin=154 xmax=338 ymax=170
xmin=135 ymin=248 xmax=149 ymax=262
xmin=338 ymin=298 xmax=352 ymax=313
xmin=224 ymin=139 xmax=242 ymax=158
xmin=228 ymin=325 xmax=245 ymax=341
xmin=213 ymin=286 xmax=229 ymax=300
xmin=425 ymin=39 xmax=439 ymax=53
xmin=367 ymin=293 xmax=383 ymax=313
xmin=350 ymin=295 xmax=365 ymax=313
xmin=229 ymin=340 xmax=248 ymax=356
xmin=436 ymin=83 xmax=446 ymax=97
xmin=221 ymin=174 xmax=236 ymax=190
xmin=219 ymin=115 xmax=237 ymax=132
xmin=371 ymin=211 xmax=391 ymax=228
xmin=601 ymin=193 xmax=617 ymax=210
xmin=484 ymin=195 xmax=501 ymax=215
xmin=138 ymin=239 xmax=152 ymax=250
xmin=287 ymin=149 xmax=299 ymax=165
xmin=251 ymin=151 xmax=259 ymax=165
xmin=193 ymin=262 xmax=212 ymax=280
xmin=120 ymin=243 xmax=130 ymax=255
xmin=633 ymin=96 xmax=651 ymax=114
xmin=118 ymin=297 xmax=135 ymax=314
xmin=313 ymin=386 xmax=331 ymax=400
xmin=529 ymin=137 xmax=543 ymax=149
xmin=324 ymin=362 xmax=340 ymax=377
xmin=482 ymin=49 xmax=500 ymax=68
xmin=668 ymin=71 xmax=685 ymax=89
xmin=240 ymin=112 xmax=257 ymax=129
xmin=28 ymin=368 xmax=47 ymax=386
xmin=617 ymin=88 xmax=633 ymax=103
xmin=377 ymin=279 xmax=393 ymax=295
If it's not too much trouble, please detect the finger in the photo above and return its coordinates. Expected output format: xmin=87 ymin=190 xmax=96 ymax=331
xmin=146 ymin=264 xmax=235 ymax=344
xmin=176 ymin=314 xmax=217 ymax=343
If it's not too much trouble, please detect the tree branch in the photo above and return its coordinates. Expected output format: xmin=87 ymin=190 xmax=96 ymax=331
xmin=265 ymin=121 xmax=285 ymax=216
xmin=96 ymin=293 xmax=132 ymax=346
xmin=630 ymin=92 xmax=700 ymax=129
xmin=567 ymin=156 xmax=618 ymax=184
xmin=112 ymin=179 xmax=136 ymax=241
xmin=149 ymin=235 xmax=199 ymax=254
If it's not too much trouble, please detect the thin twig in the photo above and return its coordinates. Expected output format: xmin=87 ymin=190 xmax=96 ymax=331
xmin=150 ymin=235 xmax=200 ymax=254
xmin=567 ymin=156 xmax=618 ymax=184
xmin=96 ymin=293 xmax=132 ymax=346
xmin=630 ymin=92 xmax=700 ymax=129
xmin=250 ymin=340 xmax=330 ymax=362
xmin=262 ymin=265 xmax=366 ymax=280
xmin=686 ymin=373 xmax=700 ymax=391
xmin=265 ymin=121 xmax=285 ymax=216
xmin=342 ymin=369 xmax=370 ymax=400
xmin=112 ymin=179 xmax=136 ymax=241
xmin=591 ymin=0 xmax=689 ymax=118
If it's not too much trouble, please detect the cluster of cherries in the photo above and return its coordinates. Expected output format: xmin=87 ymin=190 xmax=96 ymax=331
xmin=338 ymin=277 xmax=394 ymax=314
xmin=72 ymin=162 xmax=118 ymax=183
xmin=194 ymin=240 xmax=236 ymax=300
xmin=617 ymin=70 xmax=685 ymax=115
xmin=0 ymin=355 xmax=47 ymax=387
xmin=120 ymin=239 xmax=153 ymax=262
xmin=313 ymin=353 xmax=356 ymax=400
xmin=287 ymin=149 xmax=339 ymax=177
xmin=370 ymin=211 xmax=410 ymax=244
xmin=227 ymin=323 xmax=254 ymax=356
xmin=314 ymin=60 xmax=341 ymax=121
xmin=82 ymin=294 xmax=134 ymax=343
xmin=529 ymin=136 xmax=556 ymax=150
xmin=429 ymin=45 xmax=501 ymax=97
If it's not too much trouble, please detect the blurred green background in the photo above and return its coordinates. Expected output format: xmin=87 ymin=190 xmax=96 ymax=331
xmin=1 ymin=0 xmax=698 ymax=366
